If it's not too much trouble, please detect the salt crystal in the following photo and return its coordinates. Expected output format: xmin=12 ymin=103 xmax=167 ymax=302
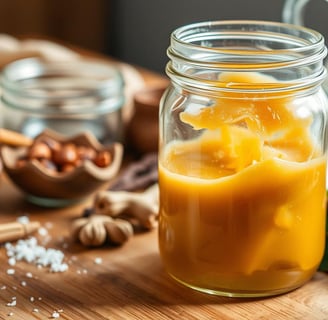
xmin=8 ymin=257 xmax=16 ymax=266
xmin=6 ymin=250 xmax=14 ymax=257
xmin=21 ymin=281 xmax=27 ymax=287
xmin=1 ymin=285 xmax=6 ymax=290
xmin=7 ymin=300 xmax=16 ymax=307
xmin=51 ymin=311 xmax=60 ymax=318
xmin=30 ymin=297 xmax=35 ymax=302
xmin=16 ymin=216 xmax=29 ymax=224
xmin=7 ymin=312 xmax=14 ymax=316
xmin=33 ymin=308 xmax=39 ymax=313
xmin=5 ymin=237 xmax=68 ymax=273
xmin=38 ymin=227 xmax=48 ymax=236
xmin=7 ymin=269 xmax=15 ymax=275
xmin=50 ymin=263 xmax=68 ymax=273
xmin=26 ymin=272 xmax=33 ymax=278
xmin=94 ymin=257 xmax=102 ymax=265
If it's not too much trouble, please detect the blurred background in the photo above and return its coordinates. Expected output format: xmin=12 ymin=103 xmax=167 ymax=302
xmin=0 ymin=0 xmax=327 ymax=74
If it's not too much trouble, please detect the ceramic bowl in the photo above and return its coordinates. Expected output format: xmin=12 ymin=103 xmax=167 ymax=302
xmin=0 ymin=129 xmax=123 ymax=207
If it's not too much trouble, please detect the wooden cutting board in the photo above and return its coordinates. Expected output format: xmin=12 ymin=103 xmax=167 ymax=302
xmin=0 ymin=40 xmax=327 ymax=320
xmin=0 ymin=176 xmax=328 ymax=320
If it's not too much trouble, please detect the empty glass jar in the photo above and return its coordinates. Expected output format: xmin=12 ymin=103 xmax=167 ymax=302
xmin=1 ymin=58 xmax=125 ymax=144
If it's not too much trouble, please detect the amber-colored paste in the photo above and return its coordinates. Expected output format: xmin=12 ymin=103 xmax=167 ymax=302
xmin=159 ymin=72 xmax=326 ymax=293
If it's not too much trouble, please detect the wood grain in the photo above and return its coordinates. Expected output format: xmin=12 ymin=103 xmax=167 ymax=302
xmin=0 ymin=47 xmax=327 ymax=320
xmin=0 ymin=176 xmax=327 ymax=320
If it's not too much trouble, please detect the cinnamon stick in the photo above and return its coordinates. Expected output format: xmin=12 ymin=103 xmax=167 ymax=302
xmin=0 ymin=221 xmax=40 ymax=243
xmin=0 ymin=128 xmax=33 ymax=147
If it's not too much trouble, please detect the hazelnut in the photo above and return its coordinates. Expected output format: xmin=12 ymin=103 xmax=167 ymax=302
xmin=93 ymin=151 xmax=112 ymax=168
xmin=53 ymin=143 xmax=78 ymax=165
xmin=15 ymin=134 xmax=114 ymax=174
xmin=28 ymin=142 xmax=52 ymax=160
xmin=77 ymin=146 xmax=97 ymax=161
xmin=40 ymin=137 xmax=61 ymax=153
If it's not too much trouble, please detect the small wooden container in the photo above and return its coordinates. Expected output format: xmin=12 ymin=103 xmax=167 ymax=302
xmin=127 ymin=86 xmax=167 ymax=154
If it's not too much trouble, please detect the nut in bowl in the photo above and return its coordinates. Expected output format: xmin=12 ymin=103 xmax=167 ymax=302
xmin=0 ymin=129 xmax=123 ymax=207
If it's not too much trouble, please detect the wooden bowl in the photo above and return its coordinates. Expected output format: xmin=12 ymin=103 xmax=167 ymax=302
xmin=0 ymin=129 xmax=123 ymax=207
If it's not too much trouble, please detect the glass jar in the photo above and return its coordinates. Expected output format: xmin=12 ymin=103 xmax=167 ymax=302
xmin=158 ymin=20 xmax=328 ymax=297
xmin=0 ymin=58 xmax=124 ymax=144
xmin=282 ymin=0 xmax=328 ymax=94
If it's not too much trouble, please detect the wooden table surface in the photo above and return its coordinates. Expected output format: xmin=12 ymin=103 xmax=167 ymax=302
xmin=0 ymin=48 xmax=327 ymax=320
xmin=0 ymin=177 xmax=328 ymax=320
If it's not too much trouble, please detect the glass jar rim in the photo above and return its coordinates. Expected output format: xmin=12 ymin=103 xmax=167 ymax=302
xmin=0 ymin=57 xmax=125 ymax=114
xmin=170 ymin=20 xmax=326 ymax=61
xmin=166 ymin=20 xmax=327 ymax=94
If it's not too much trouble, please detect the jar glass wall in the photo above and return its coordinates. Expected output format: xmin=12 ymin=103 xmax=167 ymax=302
xmin=0 ymin=58 xmax=125 ymax=144
xmin=158 ymin=20 xmax=328 ymax=297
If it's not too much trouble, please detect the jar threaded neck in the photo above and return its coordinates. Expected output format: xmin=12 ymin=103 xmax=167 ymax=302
xmin=166 ymin=20 xmax=327 ymax=94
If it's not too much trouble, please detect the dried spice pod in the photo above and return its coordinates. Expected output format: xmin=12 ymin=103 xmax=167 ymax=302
xmin=78 ymin=216 xmax=109 ymax=247
xmin=103 ymin=218 xmax=134 ymax=245
xmin=110 ymin=152 xmax=158 ymax=191
xmin=71 ymin=215 xmax=133 ymax=246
